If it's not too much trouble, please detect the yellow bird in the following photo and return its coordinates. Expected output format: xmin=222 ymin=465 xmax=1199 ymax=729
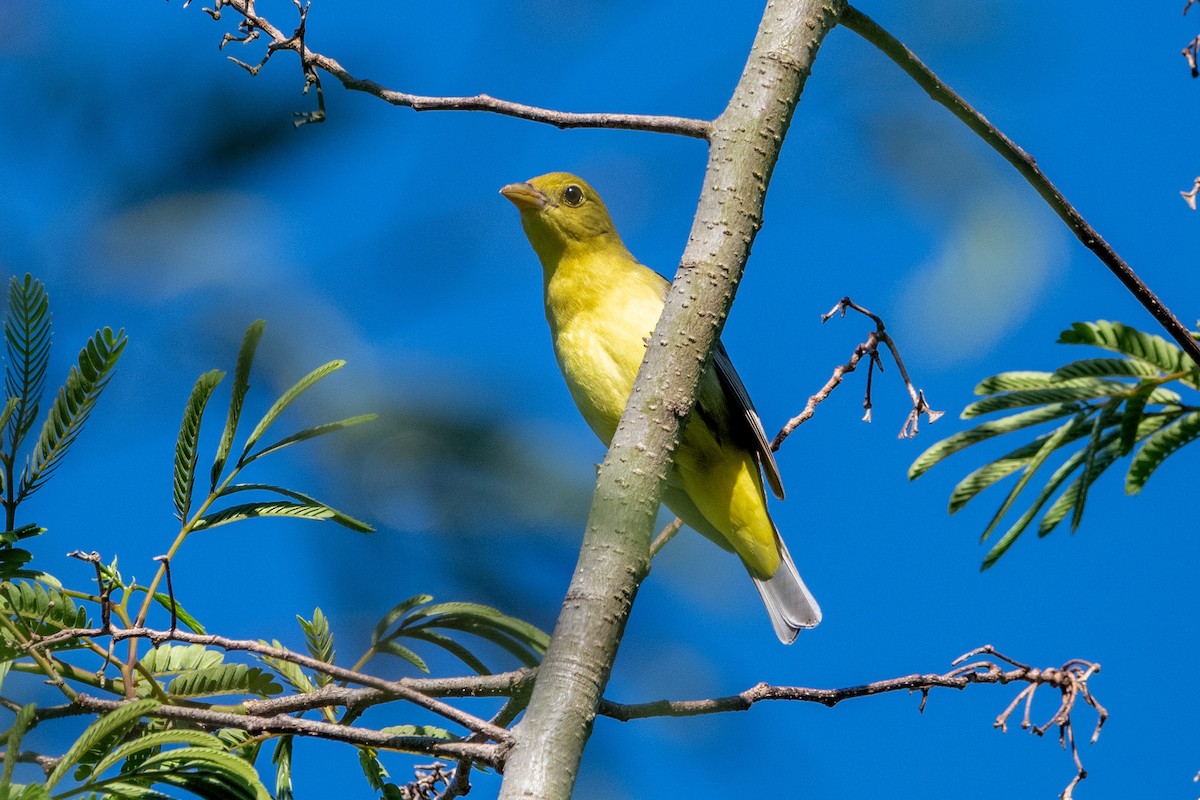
xmin=501 ymin=172 xmax=820 ymax=643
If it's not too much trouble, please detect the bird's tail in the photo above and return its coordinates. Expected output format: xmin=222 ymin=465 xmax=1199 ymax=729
xmin=751 ymin=535 xmax=821 ymax=644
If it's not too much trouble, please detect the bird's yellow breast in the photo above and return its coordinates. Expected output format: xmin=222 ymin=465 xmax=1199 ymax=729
xmin=543 ymin=250 xmax=667 ymax=446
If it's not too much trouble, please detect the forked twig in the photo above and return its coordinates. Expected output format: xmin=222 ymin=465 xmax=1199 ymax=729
xmin=600 ymin=644 xmax=1104 ymax=799
xmin=772 ymin=297 xmax=941 ymax=451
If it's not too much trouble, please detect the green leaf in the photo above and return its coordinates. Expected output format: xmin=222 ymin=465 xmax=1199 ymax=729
xmin=1059 ymin=320 xmax=1193 ymax=376
xmin=211 ymin=320 xmax=265 ymax=491
xmin=19 ymin=326 xmax=127 ymax=500
xmin=980 ymin=442 xmax=1096 ymax=569
xmin=140 ymin=643 xmax=224 ymax=675
xmin=193 ymin=500 xmax=373 ymax=533
xmin=962 ymin=381 xmax=1128 ymax=418
xmin=375 ymin=639 xmax=430 ymax=673
xmin=1052 ymin=357 xmax=1165 ymax=381
xmin=358 ymin=747 xmax=389 ymax=792
xmin=87 ymin=729 xmax=227 ymax=779
xmin=401 ymin=629 xmax=491 ymax=675
xmin=0 ymin=549 xmax=34 ymax=581
xmin=404 ymin=602 xmax=550 ymax=667
xmin=1118 ymin=383 xmax=1157 ymax=455
xmin=973 ymin=371 xmax=1094 ymax=394
xmin=259 ymin=640 xmax=315 ymax=694
xmin=372 ymin=594 xmax=435 ymax=646
xmin=5 ymin=275 xmax=52 ymax=453
xmin=45 ymin=698 xmax=160 ymax=789
xmin=1035 ymin=434 xmax=1129 ymax=540
xmin=126 ymin=747 xmax=270 ymax=800
xmin=977 ymin=412 xmax=1089 ymax=545
xmin=165 ymin=664 xmax=282 ymax=698
xmin=948 ymin=438 xmax=1051 ymax=514
xmin=1070 ymin=402 xmax=1122 ymax=531
xmin=909 ymin=402 xmax=1086 ymax=480
xmin=174 ymin=370 xmax=224 ymax=522
xmin=0 ymin=580 xmax=89 ymax=640
xmin=379 ymin=724 xmax=457 ymax=740
xmin=1126 ymin=411 xmax=1200 ymax=494
xmin=272 ymin=735 xmax=293 ymax=800
xmin=2 ymin=703 xmax=36 ymax=787
xmin=297 ymin=608 xmax=335 ymax=667
xmin=237 ymin=360 xmax=345 ymax=465
xmin=240 ymin=413 xmax=378 ymax=467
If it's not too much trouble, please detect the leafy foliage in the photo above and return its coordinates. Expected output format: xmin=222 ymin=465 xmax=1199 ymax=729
xmin=19 ymin=326 xmax=127 ymax=501
xmin=0 ymin=293 xmax=549 ymax=799
xmin=371 ymin=594 xmax=550 ymax=675
xmin=912 ymin=320 xmax=1200 ymax=567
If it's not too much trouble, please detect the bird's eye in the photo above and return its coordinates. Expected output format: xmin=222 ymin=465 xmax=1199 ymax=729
xmin=562 ymin=185 xmax=584 ymax=207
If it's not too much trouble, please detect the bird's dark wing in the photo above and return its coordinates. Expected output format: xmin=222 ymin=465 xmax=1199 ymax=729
xmin=646 ymin=274 xmax=784 ymax=500
xmin=711 ymin=342 xmax=785 ymax=500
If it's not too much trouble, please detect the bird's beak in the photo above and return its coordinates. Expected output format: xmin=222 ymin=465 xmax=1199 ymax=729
xmin=500 ymin=182 xmax=553 ymax=211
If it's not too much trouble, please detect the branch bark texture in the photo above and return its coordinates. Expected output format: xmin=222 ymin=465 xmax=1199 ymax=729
xmin=496 ymin=2 xmax=846 ymax=798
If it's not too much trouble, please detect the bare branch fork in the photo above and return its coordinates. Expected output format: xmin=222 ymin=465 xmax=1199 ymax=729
xmin=773 ymin=297 xmax=942 ymax=451
xmin=653 ymin=297 xmax=939 ymax=557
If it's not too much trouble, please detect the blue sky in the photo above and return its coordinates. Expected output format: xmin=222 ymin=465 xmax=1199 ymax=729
xmin=2 ymin=1 xmax=1200 ymax=797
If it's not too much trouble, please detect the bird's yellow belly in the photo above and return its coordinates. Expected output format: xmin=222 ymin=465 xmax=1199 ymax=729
xmin=552 ymin=317 xmax=649 ymax=445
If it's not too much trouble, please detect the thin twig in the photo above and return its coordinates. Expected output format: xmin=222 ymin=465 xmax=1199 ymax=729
xmin=151 ymin=556 xmax=177 ymax=634
xmin=772 ymin=297 xmax=940 ymax=450
xmin=841 ymin=6 xmax=1200 ymax=367
xmin=193 ymin=0 xmax=710 ymax=138
xmin=27 ymin=625 xmax=513 ymax=743
xmin=1181 ymin=176 xmax=1200 ymax=209
xmin=69 ymin=694 xmax=503 ymax=768
xmin=649 ymin=518 xmax=683 ymax=558
xmin=599 ymin=645 xmax=1103 ymax=799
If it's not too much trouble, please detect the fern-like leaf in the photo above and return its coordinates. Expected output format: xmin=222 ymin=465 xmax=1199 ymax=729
xmin=165 ymin=664 xmax=282 ymax=699
xmin=909 ymin=402 xmax=1086 ymax=480
xmin=211 ymin=321 xmax=265 ymax=491
xmin=139 ymin=643 xmax=224 ymax=675
xmin=1059 ymin=320 xmax=1195 ymax=377
xmin=977 ymin=412 xmax=1089 ymax=544
xmin=5 ymin=275 xmax=51 ymax=453
xmin=193 ymin=500 xmax=373 ymax=533
xmin=237 ymin=360 xmax=345 ymax=465
xmin=0 ymin=580 xmax=89 ymax=644
xmin=272 ymin=735 xmax=294 ymax=800
xmin=1126 ymin=411 xmax=1200 ymax=494
xmin=2 ymin=703 xmax=36 ymax=787
xmin=240 ymin=413 xmax=378 ymax=467
xmin=114 ymin=746 xmax=270 ymax=800
xmin=19 ymin=326 xmax=127 ymax=500
xmin=86 ymin=730 xmax=228 ymax=780
xmin=174 ymin=370 xmax=224 ymax=522
xmin=44 ymin=698 xmax=160 ymax=789
xmin=1052 ymin=357 xmax=1165 ymax=381
xmin=962 ymin=381 xmax=1128 ymax=418
xmin=297 ymin=608 xmax=335 ymax=666
xmin=358 ymin=747 xmax=390 ymax=792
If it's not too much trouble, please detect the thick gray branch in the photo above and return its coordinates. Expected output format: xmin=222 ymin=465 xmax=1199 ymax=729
xmin=496 ymin=2 xmax=846 ymax=799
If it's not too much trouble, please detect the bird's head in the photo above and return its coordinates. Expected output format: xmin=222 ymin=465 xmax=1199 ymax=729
xmin=500 ymin=173 xmax=624 ymax=260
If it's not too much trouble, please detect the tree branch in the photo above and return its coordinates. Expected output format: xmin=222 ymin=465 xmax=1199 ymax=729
xmin=496 ymin=2 xmax=846 ymax=799
xmin=600 ymin=646 xmax=1104 ymax=800
xmin=28 ymin=626 xmax=515 ymax=743
xmin=840 ymin=5 xmax=1200 ymax=368
xmin=194 ymin=0 xmax=711 ymax=138
xmin=69 ymin=693 xmax=504 ymax=769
